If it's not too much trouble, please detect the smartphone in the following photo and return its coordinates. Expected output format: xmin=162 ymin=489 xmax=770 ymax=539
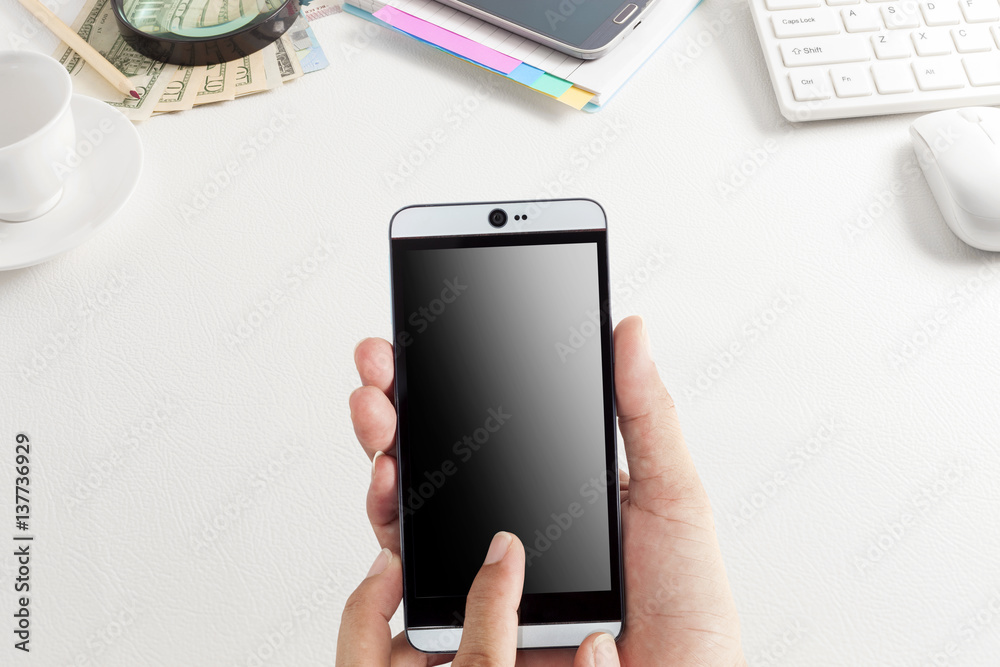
xmin=389 ymin=199 xmax=624 ymax=652
xmin=436 ymin=0 xmax=654 ymax=59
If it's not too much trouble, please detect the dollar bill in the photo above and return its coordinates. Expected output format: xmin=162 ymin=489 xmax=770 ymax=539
xmin=51 ymin=0 xmax=177 ymax=122
xmin=235 ymin=50 xmax=269 ymax=97
xmin=156 ymin=66 xmax=199 ymax=113
xmin=259 ymin=42 xmax=285 ymax=90
xmin=193 ymin=60 xmax=238 ymax=106
xmin=125 ymin=0 xmax=186 ymax=31
xmin=151 ymin=37 xmax=296 ymax=114
xmin=275 ymin=34 xmax=304 ymax=83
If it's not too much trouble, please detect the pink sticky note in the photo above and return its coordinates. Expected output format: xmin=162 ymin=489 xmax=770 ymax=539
xmin=374 ymin=6 xmax=521 ymax=75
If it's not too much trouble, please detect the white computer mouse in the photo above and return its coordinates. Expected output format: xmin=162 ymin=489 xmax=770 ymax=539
xmin=910 ymin=107 xmax=1000 ymax=252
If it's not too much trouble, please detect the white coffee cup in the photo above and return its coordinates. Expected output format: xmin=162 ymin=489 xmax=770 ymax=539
xmin=0 ymin=51 xmax=76 ymax=222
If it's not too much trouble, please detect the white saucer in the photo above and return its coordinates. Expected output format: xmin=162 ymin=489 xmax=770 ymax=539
xmin=0 ymin=95 xmax=142 ymax=270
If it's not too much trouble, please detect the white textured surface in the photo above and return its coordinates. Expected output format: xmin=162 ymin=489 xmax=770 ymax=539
xmin=2 ymin=1 xmax=1000 ymax=665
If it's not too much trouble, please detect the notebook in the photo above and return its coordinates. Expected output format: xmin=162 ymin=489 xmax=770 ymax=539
xmin=343 ymin=0 xmax=703 ymax=110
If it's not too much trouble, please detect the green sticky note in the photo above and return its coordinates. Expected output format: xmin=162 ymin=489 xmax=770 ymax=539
xmin=531 ymin=73 xmax=572 ymax=98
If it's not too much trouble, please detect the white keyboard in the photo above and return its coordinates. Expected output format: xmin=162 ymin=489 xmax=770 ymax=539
xmin=749 ymin=0 xmax=1000 ymax=119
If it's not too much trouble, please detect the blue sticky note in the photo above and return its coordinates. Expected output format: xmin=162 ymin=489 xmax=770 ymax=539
xmin=507 ymin=63 xmax=544 ymax=87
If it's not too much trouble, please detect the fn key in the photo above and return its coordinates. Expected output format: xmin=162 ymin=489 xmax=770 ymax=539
xmin=831 ymin=65 xmax=872 ymax=97
xmin=789 ymin=70 xmax=832 ymax=100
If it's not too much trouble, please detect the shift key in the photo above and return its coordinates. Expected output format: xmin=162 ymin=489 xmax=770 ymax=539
xmin=780 ymin=37 xmax=870 ymax=66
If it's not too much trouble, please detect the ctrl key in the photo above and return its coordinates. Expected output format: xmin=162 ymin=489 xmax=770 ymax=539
xmin=789 ymin=70 xmax=832 ymax=100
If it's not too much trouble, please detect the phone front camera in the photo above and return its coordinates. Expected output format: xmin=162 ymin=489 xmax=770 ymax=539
xmin=488 ymin=209 xmax=508 ymax=228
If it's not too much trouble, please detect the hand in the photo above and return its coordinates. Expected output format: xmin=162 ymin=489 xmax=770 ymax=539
xmin=347 ymin=316 xmax=746 ymax=665
xmin=337 ymin=531 xmax=621 ymax=666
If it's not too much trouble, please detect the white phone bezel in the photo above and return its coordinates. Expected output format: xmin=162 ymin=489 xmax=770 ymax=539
xmin=390 ymin=198 xmax=607 ymax=239
xmin=408 ymin=621 xmax=623 ymax=653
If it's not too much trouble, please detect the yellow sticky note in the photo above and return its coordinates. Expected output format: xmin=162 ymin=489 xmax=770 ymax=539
xmin=556 ymin=86 xmax=595 ymax=110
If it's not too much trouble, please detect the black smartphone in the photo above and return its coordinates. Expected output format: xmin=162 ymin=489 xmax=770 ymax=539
xmin=436 ymin=0 xmax=654 ymax=59
xmin=389 ymin=199 xmax=624 ymax=652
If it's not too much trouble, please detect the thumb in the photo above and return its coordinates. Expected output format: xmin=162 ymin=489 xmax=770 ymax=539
xmin=336 ymin=548 xmax=401 ymax=666
xmin=453 ymin=532 xmax=525 ymax=667
xmin=613 ymin=316 xmax=706 ymax=504
xmin=573 ymin=632 xmax=621 ymax=667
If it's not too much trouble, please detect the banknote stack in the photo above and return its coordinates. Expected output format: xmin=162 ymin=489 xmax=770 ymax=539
xmin=51 ymin=0 xmax=329 ymax=121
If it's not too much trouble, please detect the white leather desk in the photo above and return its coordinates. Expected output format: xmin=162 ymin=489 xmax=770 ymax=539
xmin=2 ymin=1 xmax=998 ymax=664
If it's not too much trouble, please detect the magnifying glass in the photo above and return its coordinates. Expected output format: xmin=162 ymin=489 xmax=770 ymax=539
xmin=111 ymin=0 xmax=301 ymax=66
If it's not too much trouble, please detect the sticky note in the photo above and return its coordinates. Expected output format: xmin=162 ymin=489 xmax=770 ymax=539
xmin=507 ymin=63 xmax=544 ymax=87
xmin=374 ymin=6 xmax=521 ymax=74
xmin=530 ymin=73 xmax=573 ymax=98
xmin=556 ymin=86 xmax=595 ymax=110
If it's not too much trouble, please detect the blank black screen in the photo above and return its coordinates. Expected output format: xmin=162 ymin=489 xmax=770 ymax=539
xmin=396 ymin=239 xmax=612 ymax=598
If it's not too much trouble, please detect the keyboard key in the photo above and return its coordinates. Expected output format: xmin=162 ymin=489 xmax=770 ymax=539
xmin=872 ymin=31 xmax=913 ymax=57
xmin=963 ymin=53 xmax=1000 ymax=84
xmin=913 ymin=58 xmax=968 ymax=88
xmin=959 ymin=0 xmax=1000 ymax=21
xmin=789 ymin=70 xmax=833 ymax=99
xmin=843 ymin=5 xmax=882 ymax=30
xmin=913 ymin=28 xmax=954 ymax=54
xmin=831 ymin=64 xmax=874 ymax=94
xmin=920 ymin=1 xmax=962 ymax=24
xmin=994 ymin=24 xmax=1000 ymax=46
xmin=952 ymin=26 xmax=995 ymax=51
xmin=766 ymin=0 xmax=822 ymax=9
xmin=780 ymin=36 xmax=871 ymax=65
xmin=871 ymin=61 xmax=916 ymax=91
xmin=772 ymin=10 xmax=842 ymax=37
xmin=881 ymin=3 xmax=922 ymax=27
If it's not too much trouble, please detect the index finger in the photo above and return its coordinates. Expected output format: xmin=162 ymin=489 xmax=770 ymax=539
xmin=355 ymin=338 xmax=395 ymax=401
